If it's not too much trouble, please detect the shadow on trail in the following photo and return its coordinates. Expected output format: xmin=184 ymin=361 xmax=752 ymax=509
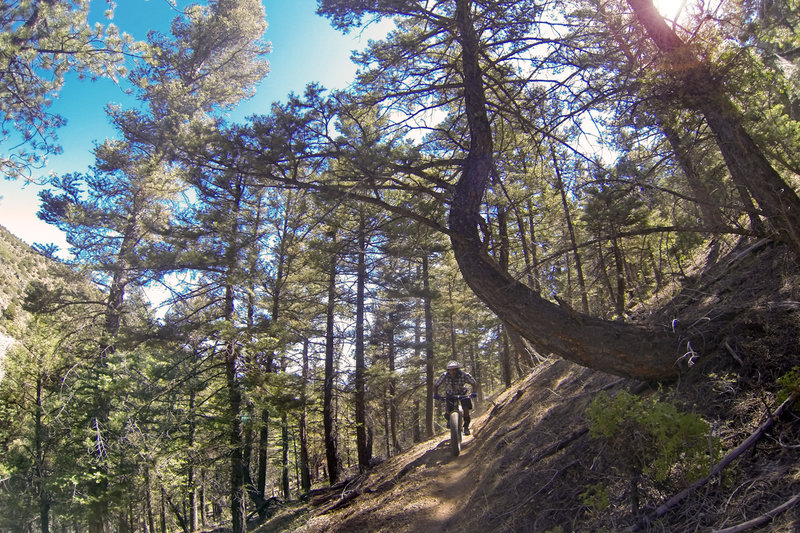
xmin=373 ymin=434 xmax=474 ymax=495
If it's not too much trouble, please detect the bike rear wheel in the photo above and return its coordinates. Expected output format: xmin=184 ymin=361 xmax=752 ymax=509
xmin=449 ymin=410 xmax=462 ymax=456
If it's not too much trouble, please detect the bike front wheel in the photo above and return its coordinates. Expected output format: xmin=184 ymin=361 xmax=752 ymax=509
xmin=449 ymin=410 xmax=462 ymax=456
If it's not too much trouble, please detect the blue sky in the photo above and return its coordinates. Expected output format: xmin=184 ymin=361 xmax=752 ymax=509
xmin=0 ymin=0 xmax=388 ymax=252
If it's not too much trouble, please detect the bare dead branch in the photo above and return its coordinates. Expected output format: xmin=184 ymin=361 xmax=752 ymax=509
xmin=712 ymin=492 xmax=800 ymax=533
xmin=628 ymin=391 xmax=800 ymax=531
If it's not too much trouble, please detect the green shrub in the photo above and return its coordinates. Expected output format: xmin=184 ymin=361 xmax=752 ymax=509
xmin=580 ymin=483 xmax=610 ymax=511
xmin=777 ymin=367 xmax=800 ymax=404
xmin=587 ymin=390 xmax=719 ymax=515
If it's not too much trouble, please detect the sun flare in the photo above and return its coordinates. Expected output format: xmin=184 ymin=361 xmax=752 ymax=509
xmin=653 ymin=0 xmax=687 ymax=20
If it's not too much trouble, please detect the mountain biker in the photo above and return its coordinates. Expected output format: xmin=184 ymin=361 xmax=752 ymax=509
xmin=433 ymin=360 xmax=478 ymax=435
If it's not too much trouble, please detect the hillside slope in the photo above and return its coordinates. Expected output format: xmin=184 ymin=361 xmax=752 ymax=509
xmin=0 ymin=224 xmax=52 ymax=365
xmin=260 ymin=239 xmax=800 ymax=532
xmin=0 ymin=224 xmax=91 ymax=364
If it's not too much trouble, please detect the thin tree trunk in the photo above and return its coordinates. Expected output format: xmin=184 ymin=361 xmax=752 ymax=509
xmin=553 ymin=150 xmax=589 ymax=313
xmin=200 ymin=471 xmax=206 ymax=529
xmin=299 ymin=339 xmax=311 ymax=493
xmin=413 ymin=285 xmax=423 ymax=443
xmin=257 ymin=408 xmax=269 ymax=498
xmin=292 ymin=425 xmax=300 ymax=491
xmin=387 ymin=314 xmax=400 ymax=454
xmin=145 ymin=468 xmax=156 ymax=533
xmin=281 ymin=413 xmax=290 ymax=498
xmin=527 ymin=201 xmax=542 ymax=293
xmin=323 ymin=234 xmax=340 ymax=485
xmin=660 ymin=120 xmax=728 ymax=230
xmin=496 ymin=204 xmax=542 ymax=370
xmin=422 ymin=254 xmax=436 ymax=437
xmin=354 ymin=217 xmax=370 ymax=470
xmin=499 ymin=326 xmax=512 ymax=388
xmin=243 ymin=404 xmax=254 ymax=492
xmin=224 ymin=283 xmax=246 ymax=533
xmin=514 ymin=206 xmax=537 ymax=290
xmin=412 ymin=399 xmax=422 ymax=443
xmin=596 ymin=242 xmax=615 ymax=307
xmin=469 ymin=342 xmax=483 ymax=400
xmin=611 ymin=232 xmax=626 ymax=317
xmin=188 ymin=390 xmax=198 ymax=533
xmin=160 ymin=486 xmax=167 ymax=533
xmin=383 ymin=397 xmax=391 ymax=457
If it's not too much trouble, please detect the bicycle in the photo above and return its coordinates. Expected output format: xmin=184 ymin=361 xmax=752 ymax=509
xmin=441 ymin=393 xmax=475 ymax=457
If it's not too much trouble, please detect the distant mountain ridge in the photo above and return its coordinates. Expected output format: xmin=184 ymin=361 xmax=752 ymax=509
xmin=0 ymin=224 xmax=76 ymax=360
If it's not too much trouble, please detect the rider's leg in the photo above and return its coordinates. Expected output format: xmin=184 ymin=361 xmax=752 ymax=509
xmin=461 ymin=398 xmax=472 ymax=430
xmin=459 ymin=396 xmax=475 ymax=435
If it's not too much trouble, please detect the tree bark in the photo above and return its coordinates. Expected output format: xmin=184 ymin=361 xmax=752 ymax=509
xmin=281 ymin=412 xmax=290 ymax=498
xmin=611 ymin=230 xmax=626 ymax=317
xmin=145 ymin=468 xmax=156 ymax=533
xmin=188 ymin=390 xmax=198 ymax=533
xmin=499 ymin=325 xmax=513 ymax=388
xmin=257 ymin=408 xmax=269 ymax=498
xmin=527 ymin=201 xmax=542 ymax=293
xmin=160 ymin=485 xmax=167 ymax=533
xmin=448 ymin=0 xmax=681 ymax=381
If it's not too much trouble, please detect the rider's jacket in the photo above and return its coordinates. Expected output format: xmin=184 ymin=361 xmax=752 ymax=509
xmin=435 ymin=369 xmax=477 ymax=395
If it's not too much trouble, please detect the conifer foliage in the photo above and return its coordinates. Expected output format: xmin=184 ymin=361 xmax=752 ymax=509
xmin=2 ymin=0 xmax=800 ymax=531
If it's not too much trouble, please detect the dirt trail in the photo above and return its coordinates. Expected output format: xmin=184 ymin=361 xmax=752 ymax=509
xmin=272 ymin=361 xmax=622 ymax=533
xmin=288 ymin=401 xmax=498 ymax=533
xmin=418 ymin=434 xmax=479 ymax=529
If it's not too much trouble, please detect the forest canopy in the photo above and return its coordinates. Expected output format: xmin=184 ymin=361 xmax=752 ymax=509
xmin=1 ymin=0 xmax=800 ymax=531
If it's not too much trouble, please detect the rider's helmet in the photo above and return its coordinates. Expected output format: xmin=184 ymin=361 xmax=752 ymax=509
xmin=447 ymin=360 xmax=461 ymax=370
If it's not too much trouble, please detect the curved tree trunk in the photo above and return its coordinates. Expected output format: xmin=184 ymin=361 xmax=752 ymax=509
xmin=448 ymin=0 xmax=681 ymax=381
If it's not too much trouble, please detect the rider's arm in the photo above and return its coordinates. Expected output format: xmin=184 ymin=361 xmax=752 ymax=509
xmin=465 ymin=372 xmax=478 ymax=396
